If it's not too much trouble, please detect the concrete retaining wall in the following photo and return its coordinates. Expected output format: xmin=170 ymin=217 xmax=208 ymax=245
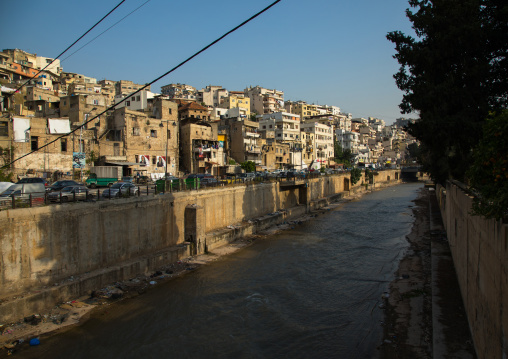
xmin=440 ymin=182 xmax=508 ymax=359
xmin=0 ymin=170 xmax=400 ymax=322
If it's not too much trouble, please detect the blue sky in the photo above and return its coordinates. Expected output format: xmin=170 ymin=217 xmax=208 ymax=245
xmin=1 ymin=0 xmax=418 ymax=124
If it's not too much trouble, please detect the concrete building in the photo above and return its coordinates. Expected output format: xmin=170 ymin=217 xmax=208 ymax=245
xmin=161 ymin=83 xmax=197 ymax=102
xmin=301 ymin=121 xmax=334 ymax=169
xmin=25 ymin=86 xmax=60 ymax=118
xmin=180 ymin=119 xmax=222 ymax=175
xmin=114 ymin=90 xmax=158 ymax=112
xmin=285 ymin=101 xmax=319 ymax=119
xmin=244 ymin=86 xmax=284 ymax=115
xmin=197 ymin=85 xmax=229 ymax=107
xmin=115 ymin=80 xmax=149 ymax=97
xmin=60 ymin=94 xmax=107 ymax=125
xmin=178 ymin=101 xmax=210 ymax=121
xmin=257 ymin=112 xmax=301 ymax=144
xmin=228 ymin=119 xmax=262 ymax=166
xmin=219 ymin=91 xmax=250 ymax=117
xmin=110 ymin=99 xmax=179 ymax=178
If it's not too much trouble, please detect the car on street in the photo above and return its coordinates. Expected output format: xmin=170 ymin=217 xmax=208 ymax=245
xmin=47 ymin=185 xmax=94 ymax=203
xmin=17 ymin=177 xmax=49 ymax=188
xmin=48 ymin=180 xmax=81 ymax=192
xmin=102 ymin=182 xmax=139 ymax=198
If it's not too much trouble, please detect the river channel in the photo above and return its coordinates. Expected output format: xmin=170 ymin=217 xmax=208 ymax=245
xmin=19 ymin=183 xmax=422 ymax=359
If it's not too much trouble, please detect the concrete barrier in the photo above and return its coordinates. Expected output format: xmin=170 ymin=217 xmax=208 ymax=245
xmin=0 ymin=170 xmax=400 ymax=322
xmin=440 ymin=181 xmax=508 ymax=359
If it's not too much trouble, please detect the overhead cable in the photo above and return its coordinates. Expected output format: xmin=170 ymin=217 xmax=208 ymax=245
xmin=2 ymin=0 xmax=281 ymax=169
xmin=62 ymin=0 xmax=152 ymax=63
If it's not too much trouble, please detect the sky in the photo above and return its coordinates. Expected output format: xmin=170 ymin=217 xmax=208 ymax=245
xmin=1 ymin=0 xmax=419 ymax=124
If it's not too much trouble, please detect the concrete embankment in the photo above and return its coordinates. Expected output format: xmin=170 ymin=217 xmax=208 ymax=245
xmin=435 ymin=182 xmax=508 ymax=359
xmin=0 ymin=171 xmax=400 ymax=324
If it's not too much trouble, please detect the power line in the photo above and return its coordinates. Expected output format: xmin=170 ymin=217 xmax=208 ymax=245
xmin=10 ymin=0 xmax=126 ymax=95
xmin=62 ymin=0 xmax=152 ymax=63
xmin=2 ymin=0 xmax=282 ymax=170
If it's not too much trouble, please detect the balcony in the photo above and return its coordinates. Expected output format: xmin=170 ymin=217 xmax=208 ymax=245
xmin=244 ymin=131 xmax=260 ymax=138
xmin=245 ymin=146 xmax=261 ymax=154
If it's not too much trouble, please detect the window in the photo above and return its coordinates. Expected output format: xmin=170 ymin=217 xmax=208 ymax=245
xmin=0 ymin=122 xmax=8 ymax=136
xmin=167 ymin=130 xmax=171 ymax=139
xmin=61 ymin=139 xmax=67 ymax=152
xmin=31 ymin=136 xmax=38 ymax=151
xmin=152 ymin=157 xmax=156 ymax=165
xmin=127 ymin=101 xmax=130 ymax=106
xmin=93 ymin=99 xmax=99 ymax=105
xmin=168 ymin=108 xmax=172 ymax=115
xmin=150 ymin=130 xmax=157 ymax=138
xmin=132 ymin=97 xmax=135 ymax=101
xmin=136 ymin=96 xmax=140 ymax=101
xmin=132 ymin=127 xmax=140 ymax=136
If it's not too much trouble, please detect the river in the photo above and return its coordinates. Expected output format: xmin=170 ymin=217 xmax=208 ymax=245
xmin=19 ymin=183 xmax=422 ymax=359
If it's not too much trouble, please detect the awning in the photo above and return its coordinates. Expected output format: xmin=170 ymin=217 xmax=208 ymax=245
xmin=106 ymin=161 xmax=146 ymax=166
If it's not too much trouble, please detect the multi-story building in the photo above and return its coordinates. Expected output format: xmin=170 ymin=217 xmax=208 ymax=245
xmin=115 ymin=80 xmax=149 ymax=97
xmin=284 ymin=101 xmax=319 ymax=119
xmin=262 ymin=141 xmax=290 ymax=170
xmin=97 ymin=79 xmax=116 ymax=107
xmin=197 ymin=85 xmax=229 ymax=107
xmin=60 ymin=94 xmax=107 ymax=125
xmin=301 ymin=122 xmax=334 ymax=168
xmin=219 ymin=91 xmax=250 ymax=117
xmin=244 ymin=86 xmax=284 ymax=115
xmin=161 ymin=83 xmax=197 ymax=102
xmin=110 ymin=99 xmax=179 ymax=178
xmin=180 ymin=119 xmax=222 ymax=175
xmin=178 ymin=101 xmax=211 ymax=121
xmin=228 ymin=119 xmax=262 ymax=166
xmin=257 ymin=112 xmax=301 ymax=145
xmin=25 ymin=86 xmax=60 ymax=118
xmin=114 ymin=90 xmax=159 ymax=112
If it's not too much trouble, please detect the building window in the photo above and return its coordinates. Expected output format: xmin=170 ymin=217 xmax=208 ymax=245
xmin=132 ymin=127 xmax=140 ymax=136
xmin=136 ymin=96 xmax=140 ymax=101
xmin=167 ymin=130 xmax=171 ymax=139
xmin=150 ymin=130 xmax=157 ymax=138
xmin=0 ymin=122 xmax=8 ymax=136
xmin=93 ymin=99 xmax=99 ymax=105
xmin=152 ymin=157 xmax=156 ymax=165
xmin=31 ymin=136 xmax=38 ymax=151
xmin=61 ymin=138 xmax=67 ymax=152
xmin=126 ymin=101 xmax=130 ymax=106
xmin=168 ymin=108 xmax=172 ymax=115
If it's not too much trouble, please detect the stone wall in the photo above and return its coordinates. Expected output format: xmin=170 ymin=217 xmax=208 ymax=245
xmin=440 ymin=182 xmax=508 ymax=359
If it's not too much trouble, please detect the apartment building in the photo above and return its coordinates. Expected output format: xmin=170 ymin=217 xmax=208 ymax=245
xmin=115 ymin=80 xmax=149 ymax=97
xmin=257 ymin=112 xmax=301 ymax=144
xmin=301 ymin=122 xmax=334 ymax=168
xmin=180 ymin=119 xmax=222 ymax=175
xmin=244 ymin=85 xmax=284 ymax=115
xmin=229 ymin=119 xmax=262 ymax=166
xmin=197 ymin=85 xmax=229 ymax=107
xmin=161 ymin=83 xmax=197 ymax=102
xmin=219 ymin=91 xmax=250 ymax=117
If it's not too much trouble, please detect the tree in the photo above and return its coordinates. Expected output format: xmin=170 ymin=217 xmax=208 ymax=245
xmin=350 ymin=167 xmax=362 ymax=185
xmin=334 ymin=140 xmax=354 ymax=167
xmin=240 ymin=161 xmax=256 ymax=173
xmin=387 ymin=0 xmax=508 ymax=184
xmin=467 ymin=111 xmax=508 ymax=220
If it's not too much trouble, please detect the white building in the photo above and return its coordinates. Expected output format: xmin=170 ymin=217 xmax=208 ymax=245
xmin=257 ymin=112 xmax=301 ymax=144
xmin=301 ymin=121 xmax=334 ymax=168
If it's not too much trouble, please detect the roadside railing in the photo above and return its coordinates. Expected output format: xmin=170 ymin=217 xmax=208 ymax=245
xmin=0 ymin=169 xmax=385 ymax=210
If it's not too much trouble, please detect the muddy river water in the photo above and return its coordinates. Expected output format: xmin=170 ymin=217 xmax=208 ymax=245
xmin=20 ymin=183 xmax=422 ymax=359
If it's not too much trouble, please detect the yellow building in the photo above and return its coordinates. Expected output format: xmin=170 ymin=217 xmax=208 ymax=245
xmin=285 ymin=101 xmax=319 ymax=119
xmin=220 ymin=91 xmax=250 ymax=117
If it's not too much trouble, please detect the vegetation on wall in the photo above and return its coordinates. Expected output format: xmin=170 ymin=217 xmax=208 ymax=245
xmin=350 ymin=167 xmax=362 ymax=185
xmin=240 ymin=161 xmax=256 ymax=173
xmin=467 ymin=111 xmax=508 ymax=220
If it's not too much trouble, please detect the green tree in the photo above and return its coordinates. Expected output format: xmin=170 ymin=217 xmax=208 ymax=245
xmin=334 ymin=140 xmax=354 ymax=167
xmin=467 ymin=111 xmax=508 ymax=220
xmin=387 ymin=0 xmax=508 ymax=184
xmin=240 ymin=161 xmax=256 ymax=173
xmin=350 ymin=167 xmax=362 ymax=185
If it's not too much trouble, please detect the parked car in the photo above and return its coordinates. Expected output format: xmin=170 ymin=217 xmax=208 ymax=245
xmin=122 ymin=176 xmax=134 ymax=183
xmin=200 ymin=175 xmax=218 ymax=186
xmin=102 ymin=182 xmax=139 ymax=198
xmin=0 ymin=183 xmax=46 ymax=206
xmin=47 ymin=185 xmax=94 ymax=203
xmin=17 ymin=177 xmax=48 ymax=188
xmin=49 ymin=180 xmax=81 ymax=192
xmin=238 ymin=173 xmax=255 ymax=181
